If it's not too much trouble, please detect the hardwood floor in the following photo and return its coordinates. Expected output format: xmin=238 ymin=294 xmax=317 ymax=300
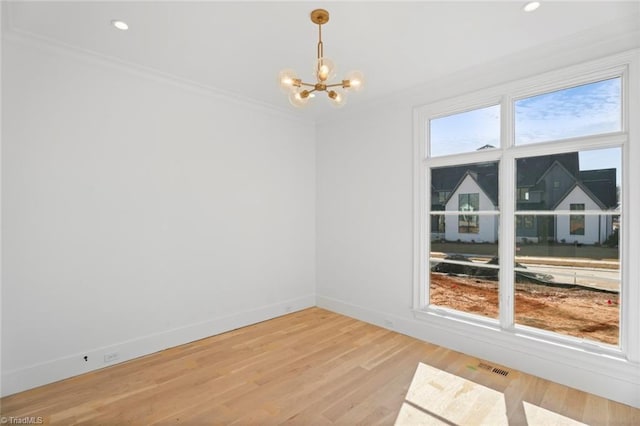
xmin=1 ymin=308 xmax=638 ymax=425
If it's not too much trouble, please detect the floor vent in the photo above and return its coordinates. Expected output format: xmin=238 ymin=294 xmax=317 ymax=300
xmin=491 ymin=367 xmax=509 ymax=377
xmin=476 ymin=362 xmax=510 ymax=377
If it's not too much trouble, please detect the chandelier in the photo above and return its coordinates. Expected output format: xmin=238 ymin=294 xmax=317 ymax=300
xmin=278 ymin=9 xmax=364 ymax=108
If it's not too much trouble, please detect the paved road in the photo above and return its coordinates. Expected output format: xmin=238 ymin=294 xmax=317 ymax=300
xmin=430 ymin=251 xmax=620 ymax=292
xmin=519 ymin=263 xmax=619 ymax=292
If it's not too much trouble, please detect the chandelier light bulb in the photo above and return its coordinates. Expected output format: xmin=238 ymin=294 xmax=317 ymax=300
xmin=315 ymin=57 xmax=336 ymax=82
xmin=328 ymin=90 xmax=347 ymax=108
xmin=319 ymin=65 xmax=330 ymax=80
xmin=278 ymin=69 xmax=299 ymax=94
xmin=289 ymin=90 xmax=310 ymax=108
xmin=344 ymin=70 xmax=365 ymax=92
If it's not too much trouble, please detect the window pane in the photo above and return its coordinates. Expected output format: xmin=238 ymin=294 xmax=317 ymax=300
xmin=515 ymin=148 xmax=621 ymax=215
xmin=515 ymin=77 xmax=621 ymax=145
xmin=514 ymin=147 xmax=621 ymax=345
xmin=429 ymin=105 xmax=500 ymax=157
xmin=430 ymin=161 xmax=500 ymax=317
xmin=514 ymin=216 xmax=620 ymax=346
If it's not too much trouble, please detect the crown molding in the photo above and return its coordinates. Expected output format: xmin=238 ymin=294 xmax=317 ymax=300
xmin=2 ymin=23 xmax=313 ymax=126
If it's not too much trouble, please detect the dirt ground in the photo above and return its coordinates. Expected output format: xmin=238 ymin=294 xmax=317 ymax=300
xmin=430 ymin=273 xmax=619 ymax=345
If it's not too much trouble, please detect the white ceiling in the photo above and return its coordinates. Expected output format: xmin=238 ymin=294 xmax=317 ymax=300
xmin=4 ymin=1 xmax=640 ymax=119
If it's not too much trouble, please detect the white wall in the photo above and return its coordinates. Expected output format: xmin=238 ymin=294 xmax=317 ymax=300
xmin=316 ymin=27 xmax=640 ymax=407
xmin=1 ymin=35 xmax=316 ymax=395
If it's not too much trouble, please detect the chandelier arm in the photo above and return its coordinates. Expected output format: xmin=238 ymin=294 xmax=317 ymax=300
xmin=299 ymin=82 xmax=316 ymax=87
xmin=325 ymin=82 xmax=346 ymax=88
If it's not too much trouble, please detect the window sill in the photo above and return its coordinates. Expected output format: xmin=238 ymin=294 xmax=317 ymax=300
xmin=412 ymin=306 xmax=630 ymax=368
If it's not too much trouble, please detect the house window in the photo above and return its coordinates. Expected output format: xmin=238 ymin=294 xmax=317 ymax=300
xmin=570 ymin=203 xmax=585 ymax=235
xmin=523 ymin=215 xmax=534 ymax=229
xmin=458 ymin=193 xmax=480 ymax=233
xmin=517 ymin=188 xmax=529 ymax=201
xmin=415 ymin=54 xmax=632 ymax=353
xmin=438 ymin=191 xmax=450 ymax=204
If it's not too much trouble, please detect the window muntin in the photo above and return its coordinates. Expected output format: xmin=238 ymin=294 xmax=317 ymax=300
xmin=429 ymin=104 xmax=500 ymax=157
xmin=515 ymin=77 xmax=622 ymax=145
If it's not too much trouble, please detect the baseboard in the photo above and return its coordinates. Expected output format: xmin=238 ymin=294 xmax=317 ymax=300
xmin=316 ymin=295 xmax=640 ymax=409
xmin=1 ymin=294 xmax=315 ymax=397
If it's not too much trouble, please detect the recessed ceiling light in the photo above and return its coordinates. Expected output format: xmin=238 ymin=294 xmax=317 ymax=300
xmin=111 ymin=20 xmax=129 ymax=31
xmin=523 ymin=1 xmax=541 ymax=12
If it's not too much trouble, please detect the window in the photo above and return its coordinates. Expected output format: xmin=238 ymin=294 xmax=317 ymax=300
xmin=458 ymin=193 xmax=480 ymax=233
xmin=570 ymin=204 xmax=585 ymax=235
xmin=415 ymin=54 xmax=634 ymax=355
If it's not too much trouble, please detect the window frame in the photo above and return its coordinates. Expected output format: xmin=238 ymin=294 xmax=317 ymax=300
xmin=413 ymin=50 xmax=639 ymax=363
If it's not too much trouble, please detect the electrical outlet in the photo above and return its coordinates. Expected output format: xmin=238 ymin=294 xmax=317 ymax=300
xmin=384 ymin=319 xmax=394 ymax=328
xmin=285 ymin=305 xmax=292 ymax=313
xmin=104 ymin=352 xmax=119 ymax=363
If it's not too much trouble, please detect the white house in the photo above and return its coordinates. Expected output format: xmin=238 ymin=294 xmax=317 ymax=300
xmin=554 ymin=184 xmax=616 ymax=245
xmin=444 ymin=172 xmax=498 ymax=243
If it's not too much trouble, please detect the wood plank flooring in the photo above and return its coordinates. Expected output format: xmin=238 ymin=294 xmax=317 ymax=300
xmin=1 ymin=308 xmax=638 ymax=425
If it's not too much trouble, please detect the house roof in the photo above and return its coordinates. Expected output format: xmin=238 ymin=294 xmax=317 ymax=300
xmin=551 ymin=181 xmax=607 ymax=210
xmin=432 ymin=152 xmax=616 ymax=211
xmin=579 ymin=168 xmax=617 ymax=209
xmin=443 ymin=170 xmax=498 ymax=207
xmin=517 ymin=153 xmax=579 ymax=187
xmin=432 ymin=162 xmax=498 ymax=206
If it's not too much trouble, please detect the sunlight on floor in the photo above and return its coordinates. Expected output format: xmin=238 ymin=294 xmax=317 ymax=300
xmin=394 ymin=362 xmax=587 ymax=425
xmin=522 ymin=401 xmax=587 ymax=426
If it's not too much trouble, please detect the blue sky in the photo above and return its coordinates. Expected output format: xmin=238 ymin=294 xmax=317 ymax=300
xmin=430 ymin=104 xmax=500 ymax=157
xmin=515 ymin=77 xmax=621 ymax=145
xmin=430 ymin=78 xmax=621 ymax=183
